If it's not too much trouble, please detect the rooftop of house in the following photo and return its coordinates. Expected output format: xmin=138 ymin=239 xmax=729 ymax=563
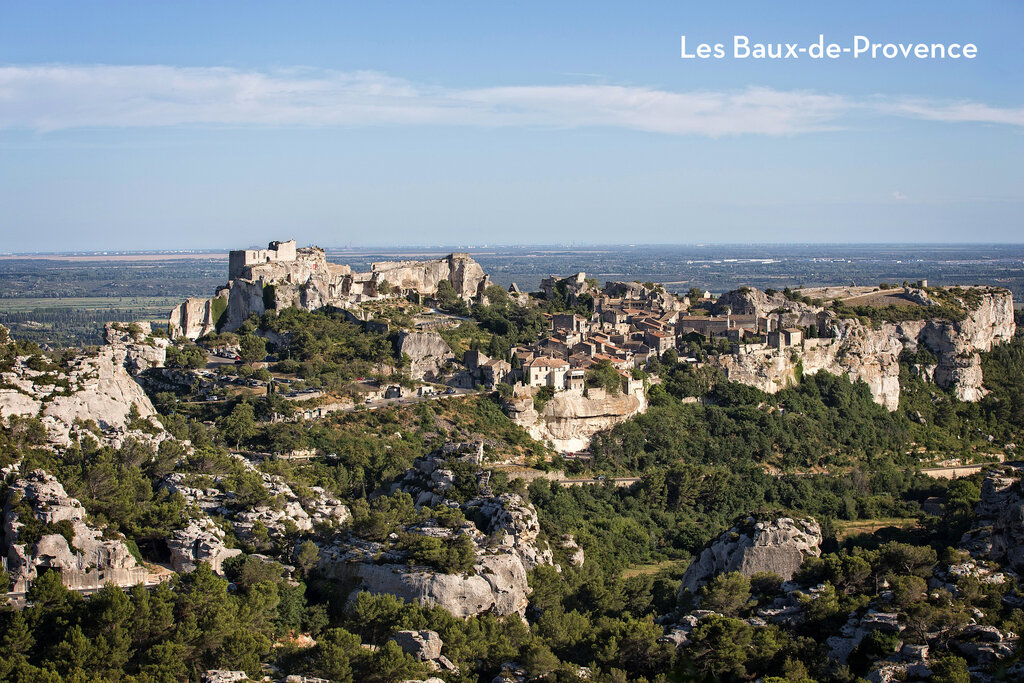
xmin=527 ymin=356 xmax=570 ymax=369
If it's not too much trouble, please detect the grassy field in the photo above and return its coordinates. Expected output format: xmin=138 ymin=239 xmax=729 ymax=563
xmin=0 ymin=296 xmax=181 ymax=313
xmin=621 ymin=558 xmax=687 ymax=579
xmin=833 ymin=517 xmax=920 ymax=540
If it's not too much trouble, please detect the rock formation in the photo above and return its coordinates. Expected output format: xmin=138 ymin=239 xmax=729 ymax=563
xmin=503 ymin=384 xmax=647 ymax=452
xmin=678 ymin=516 xmax=822 ymax=596
xmin=161 ymin=454 xmax=351 ymax=573
xmin=169 ymin=241 xmax=490 ymax=339
xmin=104 ymin=322 xmax=169 ymax=375
xmin=167 ymin=517 xmax=242 ymax=575
xmin=602 ymin=280 xmax=685 ymax=311
xmin=960 ymin=465 xmax=1024 ymax=573
xmin=397 ymin=331 xmax=455 ymax=381
xmin=318 ymin=453 xmax=553 ymax=618
xmin=708 ymin=287 xmax=1015 ymax=409
xmin=2 ymin=469 xmax=149 ymax=592
xmin=0 ymin=326 xmax=159 ymax=446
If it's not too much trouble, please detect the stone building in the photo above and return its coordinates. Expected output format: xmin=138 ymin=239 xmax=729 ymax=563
xmin=526 ymin=357 xmax=569 ymax=388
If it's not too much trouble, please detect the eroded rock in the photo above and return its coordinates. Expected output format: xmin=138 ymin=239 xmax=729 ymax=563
xmin=678 ymin=516 xmax=822 ymax=596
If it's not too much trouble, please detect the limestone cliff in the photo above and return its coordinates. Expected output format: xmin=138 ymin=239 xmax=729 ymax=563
xmin=678 ymin=516 xmax=822 ymax=596
xmin=0 ymin=326 xmax=159 ymax=446
xmin=708 ymin=287 xmax=1015 ymax=410
xmin=104 ymin=322 xmax=168 ymax=375
xmin=2 ymin=469 xmax=149 ymax=592
xmin=169 ymin=242 xmax=490 ymax=339
xmin=503 ymin=385 xmax=648 ymax=452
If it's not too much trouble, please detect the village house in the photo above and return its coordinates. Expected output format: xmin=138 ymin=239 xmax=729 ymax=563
xmin=768 ymin=327 xmax=803 ymax=349
xmin=526 ymin=356 xmax=570 ymax=388
xmin=644 ymin=329 xmax=676 ymax=355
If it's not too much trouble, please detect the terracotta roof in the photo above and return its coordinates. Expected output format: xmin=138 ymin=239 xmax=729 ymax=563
xmin=527 ymin=357 xmax=569 ymax=368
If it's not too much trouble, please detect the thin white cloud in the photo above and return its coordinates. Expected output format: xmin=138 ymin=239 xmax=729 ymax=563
xmin=891 ymin=191 xmax=908 ymax=200
xmin=0 ymin=64 xmax=1021 ymax=136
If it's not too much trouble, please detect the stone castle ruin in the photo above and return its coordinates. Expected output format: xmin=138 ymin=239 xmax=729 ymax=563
xmin=169 ymin=239 xmax=491 ymax=339
xmin=228 ymin=239 xmax=298 ymax=280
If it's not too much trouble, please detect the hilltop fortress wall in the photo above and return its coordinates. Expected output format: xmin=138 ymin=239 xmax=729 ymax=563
xmin=169 ymin=240 xmax=490 ymax=339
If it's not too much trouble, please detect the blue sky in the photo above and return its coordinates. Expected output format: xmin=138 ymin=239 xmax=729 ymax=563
xmin=1 ymin=1 xmax=1022 ymax=250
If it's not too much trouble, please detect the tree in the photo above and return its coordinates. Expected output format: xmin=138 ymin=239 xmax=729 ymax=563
xmin=238 ymin=334 xmax=267 ymax=365
xmin=217 ymin=401 xmax=257 ymax=448
xmin=27 ymin=569 xmax=68 ymax=607
xmin=930 ymin=654 xmax=970 ymax=683
xmin=295 ymin=540 xmax=320 ymax=578
xmin=700 ymin=572 xmax=751 ymax=616
xmin=689 ymin=614 xmax=752 ymax=678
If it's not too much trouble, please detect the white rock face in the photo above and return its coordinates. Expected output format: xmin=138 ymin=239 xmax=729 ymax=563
xmin=0 ymin=329 xmax=159 ymax=446
xmin=710 ymin=287 xmax=1015 ymax=410
xmin=104 ymin=322 xmax=168 ymax=374
xmin=397 ymin=331 xmax=455 ymax=381
xmin=678 ymin=516 xmax=822 ymax=596
xmin=167 ymin=517 xmax=241 ymax=575
xmin=168 ymin=296 xmax=221 ymax=339
xmin=2 ymin=469 xmax=148 ymax=592
xmin=504 ymin=385 xmax=647 ymax=452
xmin=161 ymin=454 xmax=351 ymax=553
xmin=319 ymin=453 xmax=553 ymax=618
xmin=960 ymin=465 xmax=1024 ymax=573
xmin=392 ymin=629 xmax=443 ymax=660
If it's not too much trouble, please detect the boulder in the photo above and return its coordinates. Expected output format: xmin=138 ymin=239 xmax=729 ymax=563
xmin=678 ymin=516 xmax=822 ymax=596
xmin=392 ymin=630 xmax=443 ymax=661
xmin=167 ymin=517 xmax=241 ymax=575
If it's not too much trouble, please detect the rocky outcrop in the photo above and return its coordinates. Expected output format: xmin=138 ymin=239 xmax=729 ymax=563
xmin=397 ymin=331 xmax=454 ymax=381
xmin=504 ymin=385 xmax=647 ymax=452
xmin=0 ymin=330 xmax=159 ymax=446
xmin=169 ymin=241 xmax=490 ymax=339
xmin=161 ymin=455 xmax=351 ymax=548
xmin=709 ymin=287 xmax=1015 ymax=409
xmin=678 ymin=516 xmax=822 ymax=596
xmin=168 ymin=297 xmax=222 ymax=340
xmin=465 ymin=493 xmax=553 ymax=571
xmin=714 ymin=288 xmax=789 ymax=318
xmin=104 ymin=322 xmax=168 ymax=374
xmin=960 ymin=465 xmax=1024 ymax=573
xmin=603 ymin=280 xmax=685 ymax=311
xmin=560 ymin=535 xmax=585 ymax=567
xmin=393 ymin=630 xmax=443 ymax=660
xmin=2 ymin=469 xmax=149 ymax=592
xmin=167 ymin=517 xmax=241 ymax=575
xmin=318 ymin=453 xmax=553 ymax=618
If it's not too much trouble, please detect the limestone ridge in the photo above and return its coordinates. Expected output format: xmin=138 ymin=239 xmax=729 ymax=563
xmin=709 ymin=287 xmax=1015 ymax=410
xmin=502 ymin=383 xmax=648 ymax=452
xmin=677 ymin=516 xmax=823 ymax=597
xmin=168 ymin=240 xmax=491 ymax=339
xmin=317 ymin=452 xmax=553 ymax=618
xmin=2 ymin=469 xmax=148 ymax=593
xmin=0 ymin=324 xmax=160 ymax=446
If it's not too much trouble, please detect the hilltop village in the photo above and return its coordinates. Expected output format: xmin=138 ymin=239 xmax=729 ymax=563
xmin=165 ymin=240 xmax=1015 ymax=450
xmin=2 ymin=239 xmax=1024 ymax=683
